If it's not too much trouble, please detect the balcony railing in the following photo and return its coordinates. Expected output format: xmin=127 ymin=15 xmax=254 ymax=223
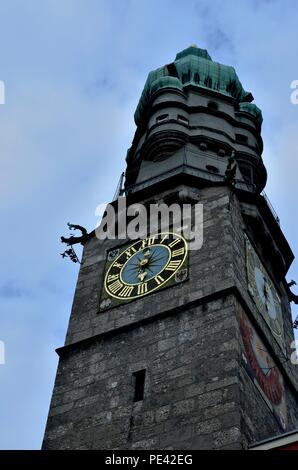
xmin=118 ymin=166 xmax=281 ymax=227
xmin=261 ymin=191 xmax=280 ymax=225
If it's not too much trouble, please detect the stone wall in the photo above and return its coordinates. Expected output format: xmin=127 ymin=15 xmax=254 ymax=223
xmin=43 ymin=184 xmax=298 ymax=449
xmin=43 ymin=296 xmax=242 ymax=450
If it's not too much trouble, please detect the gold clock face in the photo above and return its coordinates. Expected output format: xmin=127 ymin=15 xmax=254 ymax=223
xmin=103 ymin=232 xmax=188 ymax=303
xmin=245 ymin=235 xmax=285 ymax=351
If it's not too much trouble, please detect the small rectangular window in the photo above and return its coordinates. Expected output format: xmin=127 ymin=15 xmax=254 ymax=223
xmin=177 ymin=114 xmax=189 ymax=124
xmin=194 ymin=72 xmax=200 ymax=84
xmin=156 ymin=114 xmax=168 ymax=122
xmin=235 ymin=133 xmax=248 ymax=144
xmin=207 ymin=101 xmax=218 ymax=111
xmin=132 ymin=369 xmax=146 ymax=402
xmin=182 ymin=71 xmax=191 ymax=83
xmin=240 ymin=165 xmax=253 ymax=184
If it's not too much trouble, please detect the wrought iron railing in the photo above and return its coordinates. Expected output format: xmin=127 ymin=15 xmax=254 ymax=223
xmin=113 ymin=172 xmax=125 ymax=201
xmin=122 ymin=163 xmax=281 ymax=227
xmin=261 ymin=190 xmax=280 ymax=225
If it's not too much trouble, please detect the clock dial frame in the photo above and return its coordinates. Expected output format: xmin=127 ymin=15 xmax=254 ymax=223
xmin=240 ymin=309 xmax=287 ymax=431
xmin=245 ymin=234 xmax=285 ymax=352
xmin=100 ymin=232 xmax=188 ymax=310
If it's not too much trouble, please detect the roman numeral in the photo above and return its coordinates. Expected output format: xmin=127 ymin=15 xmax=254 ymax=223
xmin=165 ymin=260 xmax=181 ymax=271
xmin=125 ymin=247 xmax=137 ymax=260
xmin=140 ymin=236 xmax=156 ymax=249
xmin=154 ymin=275 xmax=164 ymax=285
xmin=118 ymin=285 xmax=134 ymax=297
xmin=108 ymin=279 xmax=123 ymax=294
xmin=113 ymin=262 xmax=123 ymax=269
xmin=160 ymin=234 xmax=169 ymax=244
xmin=107 ymin=274 xmax=119 ymax=283
xmin=172 ymin=248 xmax=185 ymax=258
xmin=137 ymin=283 xmax=148 ymax=295
xmin=168 ymin=238 xmax=181 ymax=248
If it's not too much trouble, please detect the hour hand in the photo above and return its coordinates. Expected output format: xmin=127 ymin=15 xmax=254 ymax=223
xmin=138 ymin=271 xmax=147 ymax=282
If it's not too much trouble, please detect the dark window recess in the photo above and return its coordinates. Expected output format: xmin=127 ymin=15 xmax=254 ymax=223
xmin=132 ymin=369 xmax=146 ymax=402
xmin=166 ymin=62 xmax=178 ymax=78
xmin=194 ymin=72 xmax=200 ymax=84
xmin=182 ymin=70 xmax=191 ymax=83
xmin=177 ymin=114 xmax=189 ymax=124
xmin=204 ymin=76 xmax=212 ymax=88
xmin=206 ymin=165 xmax=219 ymax=173
xmin=240 ymin=164 xmax=253 ymax=184
xmin=207 ymin=101 xmax=218 ymax=111
xmin=156 ymin=114 xmax=169 ymax=122
xmin=218 ymin=148 xmax=226 ymax=157
xmin=226 ymin=79 xmax=237 ymax=96
xmin=235 ymin=133 xmax=248 ymax=144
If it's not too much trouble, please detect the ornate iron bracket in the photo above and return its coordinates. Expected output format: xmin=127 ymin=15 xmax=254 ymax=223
xmin=60 ymin=223 xmax=91 ymax=264
xmin=286 ymin=280 xmax=298 ymax=304
xmin=60 ymin=247 xmax=81 ymax=264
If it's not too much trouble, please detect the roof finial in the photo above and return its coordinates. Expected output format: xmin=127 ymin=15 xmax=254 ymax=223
xmin=190 ymin=43 xmax=198 ymax=48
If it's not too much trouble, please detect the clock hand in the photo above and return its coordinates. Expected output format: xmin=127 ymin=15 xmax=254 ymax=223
xmin=138 ymin=249 xmax=151 ymax=266
xmin=136 ymin=250 xmax=151 ymax=281
xmin=137 ymin=271 xmax=147 ymax=282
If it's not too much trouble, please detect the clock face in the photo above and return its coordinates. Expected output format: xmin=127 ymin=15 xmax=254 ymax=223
xmin=100 ymin=232 xmax=188 ymax=308
xmin=245 ymin=235 xmax=285 ymax=352
xmin=240 ymin=309 xmax=287 ymax=430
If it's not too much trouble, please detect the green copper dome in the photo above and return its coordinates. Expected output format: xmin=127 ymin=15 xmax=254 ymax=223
xmin=238 ymin=102 xmax=263 ymax=125
xmin=134 ymin=46 xmax=262 ymax=126
xmin=150 ymin=76 xmax=183 ymax=95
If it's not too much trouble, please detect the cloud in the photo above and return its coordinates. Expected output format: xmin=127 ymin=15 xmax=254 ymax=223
xmin=0 ymin=281 xmax=34 ymax=299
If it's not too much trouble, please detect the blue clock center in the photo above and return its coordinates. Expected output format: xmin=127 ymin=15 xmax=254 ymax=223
xmin=121 ymin=245 xmax=170 ymax=285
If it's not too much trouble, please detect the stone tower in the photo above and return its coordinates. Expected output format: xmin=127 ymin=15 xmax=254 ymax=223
xmin=42 ymin=46 xmax=298 ymax=450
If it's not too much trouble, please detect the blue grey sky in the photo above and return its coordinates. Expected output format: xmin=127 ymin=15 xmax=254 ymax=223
xmin=0 ymin=0 xmax=298 ymax=449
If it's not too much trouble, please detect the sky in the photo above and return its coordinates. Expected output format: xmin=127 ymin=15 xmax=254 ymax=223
xmin=0 ymin=0 xmax=298 ymax=449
